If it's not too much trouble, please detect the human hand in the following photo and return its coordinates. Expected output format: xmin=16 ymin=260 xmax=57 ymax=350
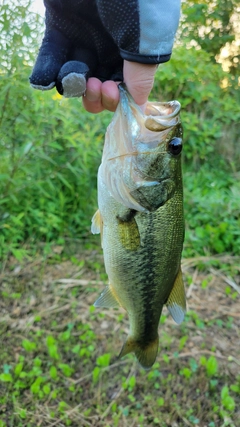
xmin=30 ymin=0 xmax=123 ymax=97
xmin=83 ymin=61 xmax=157 ymax=113
xmin=30 ymin=0 xmax=180 ymax=109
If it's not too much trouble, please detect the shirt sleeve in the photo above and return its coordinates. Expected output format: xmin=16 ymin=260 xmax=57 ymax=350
xmin=96 ymin=0 xmax=181 ymax=64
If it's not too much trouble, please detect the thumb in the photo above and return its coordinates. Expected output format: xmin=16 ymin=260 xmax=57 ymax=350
xmin=123 ymin=60 xmax=157 ymax=109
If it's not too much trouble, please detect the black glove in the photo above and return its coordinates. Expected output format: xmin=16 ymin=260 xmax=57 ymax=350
xmin=30 ymin=0 xmax=123 ymax=97
xmin=30 ymin=0 xmax=181 ymax=97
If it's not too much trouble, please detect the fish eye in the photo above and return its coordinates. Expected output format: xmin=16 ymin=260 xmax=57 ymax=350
xmin=168 ymin=137 xmax=182 ymax=155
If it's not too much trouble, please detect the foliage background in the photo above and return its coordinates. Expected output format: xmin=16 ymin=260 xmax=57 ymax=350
xmin=0 ymin=0 xmax=240 ymax=263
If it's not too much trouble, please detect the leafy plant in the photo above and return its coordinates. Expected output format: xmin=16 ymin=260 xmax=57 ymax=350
xmin=180 ymin=0 xmax=239 ymax=74
xmin=0 ymin=1 xmax=112 ymax=263
xmin=221 ymin=385 xmax=236 ymax=411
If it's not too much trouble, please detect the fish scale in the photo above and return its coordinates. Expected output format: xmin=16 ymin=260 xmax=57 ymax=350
xmin=91 ymin=84 xmax=186 ymax=369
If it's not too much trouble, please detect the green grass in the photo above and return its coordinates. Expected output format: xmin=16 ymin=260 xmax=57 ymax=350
xmin=0 ymin=248 xmax=239 ymax=426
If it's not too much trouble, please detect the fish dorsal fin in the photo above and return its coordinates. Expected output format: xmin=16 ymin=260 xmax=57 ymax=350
xmin=94 ymin=285 xmax=120 ymax=308
xmin=166 ymin=268 xmax=186 ymax=324
xmin=91 ymin=209 xmax=102 ymax=235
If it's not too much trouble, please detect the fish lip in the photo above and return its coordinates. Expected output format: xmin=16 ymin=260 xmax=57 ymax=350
xmin=119 ymin=83 xmax=181 ymax=132
xmin=119 ymin=83 xmax=181 ymax=118
xmin=144 ymin=103 xmax=181 ymax=132
xmin=145 ymin=100 xmax=181 ymax=119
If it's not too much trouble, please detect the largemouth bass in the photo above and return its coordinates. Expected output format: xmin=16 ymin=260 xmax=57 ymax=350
xmin=92 ymin=84 xmax=186 ymax=369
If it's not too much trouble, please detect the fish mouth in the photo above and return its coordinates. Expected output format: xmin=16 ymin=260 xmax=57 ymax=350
xmin=144 ymin=100 xmax=181 ymax=132
xmin=119 ymin=84 xmax=181 ymax=149
xmin=119 ymin=83 xmax=181 ymax=134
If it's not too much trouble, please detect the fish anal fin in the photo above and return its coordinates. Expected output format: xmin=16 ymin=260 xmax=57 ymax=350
xmin=94 ymin=285 xmax=120 ymax=308
xmin=91 ymin=209 xmax=102 ymax=235
xmin=117 ymin=216 xmax=140 ymax=251
xmin=119 ymin=335 xmax=159 ymax=370
xmin=166 ymin=268 xmax=186 ymax=324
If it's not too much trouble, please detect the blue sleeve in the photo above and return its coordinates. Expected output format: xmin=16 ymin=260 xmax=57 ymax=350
xmin=96 ymin=0 xmax=181 ymax=64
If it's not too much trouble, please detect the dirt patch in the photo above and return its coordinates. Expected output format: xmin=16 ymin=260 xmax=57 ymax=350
xmin=0 ymin=249 xmax=239 ymax=426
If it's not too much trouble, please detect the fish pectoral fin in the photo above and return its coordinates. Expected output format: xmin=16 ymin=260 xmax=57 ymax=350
xmin=117 ymin=215 xmax=140 ymax=251
xmin=94 ymin=285 xmax=120 ymax=308
xmin=166 ymin=268 xmax=186 ymax=324
xmin=91 ymin=209 xmax=102 ymax=235
xmin=119 ymin=336 xmax=159 ymax=370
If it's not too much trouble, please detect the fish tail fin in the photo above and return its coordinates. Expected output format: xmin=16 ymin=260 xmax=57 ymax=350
xmin=119 ymin=336 xmax=159 ymax=370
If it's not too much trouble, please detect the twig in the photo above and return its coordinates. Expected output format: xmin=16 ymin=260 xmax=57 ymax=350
xmin=56 ymin=279 xmax=104 ymax=287
xmin=73 ymin=359 xmax=131 ymax=384
xmin=228 ymin=356 xmax=240 ymax=366
xmin=164 ymin=349 xmax=226 ymax=360
xmin=40 ymin=303 xmax=72 ymax=315
xmin=186 ymin=268 xmax=198 ymax=298
xmin=100 ymin=364 xmax=136 ymax=420
xmin=209 ymin=268 xmax=240 ymax=294
xmin=48 ymin=408 xmax=92 ymax=427
xmin=182 ymin=255 xmax=240 ymax=272
xmin=191 ymin=307 xmax=240 ymax=318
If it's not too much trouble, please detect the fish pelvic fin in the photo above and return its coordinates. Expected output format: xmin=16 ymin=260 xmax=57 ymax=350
xmin=91 ymin=209 xmax=102 ymax=235
xmin=166 ymin=268 xmax=186 ymax=324
xmin=94 ymin=285 xmax=120 ymax=309
xmin=119 ymin=336 xmax=159 ymax=370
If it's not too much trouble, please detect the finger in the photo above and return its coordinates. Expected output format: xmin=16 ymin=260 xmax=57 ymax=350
xmin=57 ymin=61 xmax=89 ymax=97
xmin=83 ymin=79 xmax=120 ymax=113
xmin=123 ymin=60 xmax=157 ymax=109
xmin=101 ymin=81 xmax=120 ymax=112
xmin=30 ymin=28 xmax=70 ymax=90
xmin=82 ymin=78 xmax=105 ymax=113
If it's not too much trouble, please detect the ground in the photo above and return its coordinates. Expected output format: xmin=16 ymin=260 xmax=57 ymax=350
xmin=0 ymin=244 xmax=239 ymax=427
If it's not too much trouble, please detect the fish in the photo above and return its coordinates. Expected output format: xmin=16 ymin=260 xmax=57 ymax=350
xmin=91 ymin=84 xmax=186 ymax=369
